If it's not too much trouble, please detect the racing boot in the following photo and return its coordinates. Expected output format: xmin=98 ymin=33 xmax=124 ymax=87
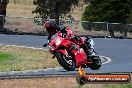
xmin=81 ymin=44 xmax=92 ymax=61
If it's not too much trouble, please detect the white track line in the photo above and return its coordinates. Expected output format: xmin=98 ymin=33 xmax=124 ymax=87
xmin=0 ymin=44 xmax=47 ymax=50
xmin=100 ymin=56 xmax=112 ymax=65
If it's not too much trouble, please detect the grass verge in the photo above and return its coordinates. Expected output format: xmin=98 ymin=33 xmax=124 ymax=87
xmin=0 ymin=45 xmax=59 ymax=72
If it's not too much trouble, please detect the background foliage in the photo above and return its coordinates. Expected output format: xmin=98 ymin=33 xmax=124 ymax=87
xmin=82 ymin=0 xmax=132 ymax=37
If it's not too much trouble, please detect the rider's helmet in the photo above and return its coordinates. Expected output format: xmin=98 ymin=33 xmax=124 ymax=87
xmin=44 ymin=19 xmax=59 ymax=36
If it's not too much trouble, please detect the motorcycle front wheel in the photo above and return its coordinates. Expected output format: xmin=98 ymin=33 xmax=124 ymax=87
xmin=56 ymin=52 xmax=75 ymax=71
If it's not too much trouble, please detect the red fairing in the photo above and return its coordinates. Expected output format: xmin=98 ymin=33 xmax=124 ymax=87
xmin=48 ymin=34 xmax=69 ymax=53
xmin=71 ymin=48 xmax=87 ymax=67
xmin=48 ymin=32 xmax=88 ymax=68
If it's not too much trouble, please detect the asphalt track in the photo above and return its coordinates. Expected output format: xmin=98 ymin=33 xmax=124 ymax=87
xmin=0 ymin=34 xmax=132 ymax=78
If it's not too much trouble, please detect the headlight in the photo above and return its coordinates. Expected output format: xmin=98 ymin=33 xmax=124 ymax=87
xmin=56 ymin=38 xmax=61 ymax=46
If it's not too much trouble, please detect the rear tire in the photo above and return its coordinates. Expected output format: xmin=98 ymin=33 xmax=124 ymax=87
xmin=56 ymin=52 xmax=75 ymax=71
xmin=89 ymin=56 xmax=101 ymax=70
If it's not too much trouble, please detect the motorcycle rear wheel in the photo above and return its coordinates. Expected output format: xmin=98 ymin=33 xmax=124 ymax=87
xmin=89 ymin=56 xmax=101 ymax=70
xmin=56 ymin=52 xmax=75 ymax=71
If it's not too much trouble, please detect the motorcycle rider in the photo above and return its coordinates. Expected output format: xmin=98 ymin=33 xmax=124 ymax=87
xmin=43 ymin=19 xmax=93 ymax=60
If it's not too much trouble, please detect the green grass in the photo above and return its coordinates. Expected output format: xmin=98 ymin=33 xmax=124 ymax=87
xmin=0 ymin=46 xmax=59 ymax=72
xmin=0 ymin=52 xmax=14 ymax=61
xmin=0 ymin=52 xmax=17 ymax=72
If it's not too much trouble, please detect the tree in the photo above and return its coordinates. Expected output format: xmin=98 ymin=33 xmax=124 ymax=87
xmin=0 ymin=0 xmax=15 ymax=29
xmin=82 ymin=0 xmax=132 ymax=37
xmin=33 ymin=0 xmax=79 ymax=23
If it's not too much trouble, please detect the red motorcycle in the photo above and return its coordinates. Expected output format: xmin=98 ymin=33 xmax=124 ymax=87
xmin=45 ymin=33 xmax=101 ymax=71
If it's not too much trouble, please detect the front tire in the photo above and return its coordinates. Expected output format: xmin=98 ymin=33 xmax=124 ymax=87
xmin=89 ymin=56 xmax=101 ymax=70
xmin=56 ymin=52 xmax=75 ymax=71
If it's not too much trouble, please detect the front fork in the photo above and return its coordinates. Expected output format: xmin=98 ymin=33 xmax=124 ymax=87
xmin=52 ymin=49 xmax=69 ymax=59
